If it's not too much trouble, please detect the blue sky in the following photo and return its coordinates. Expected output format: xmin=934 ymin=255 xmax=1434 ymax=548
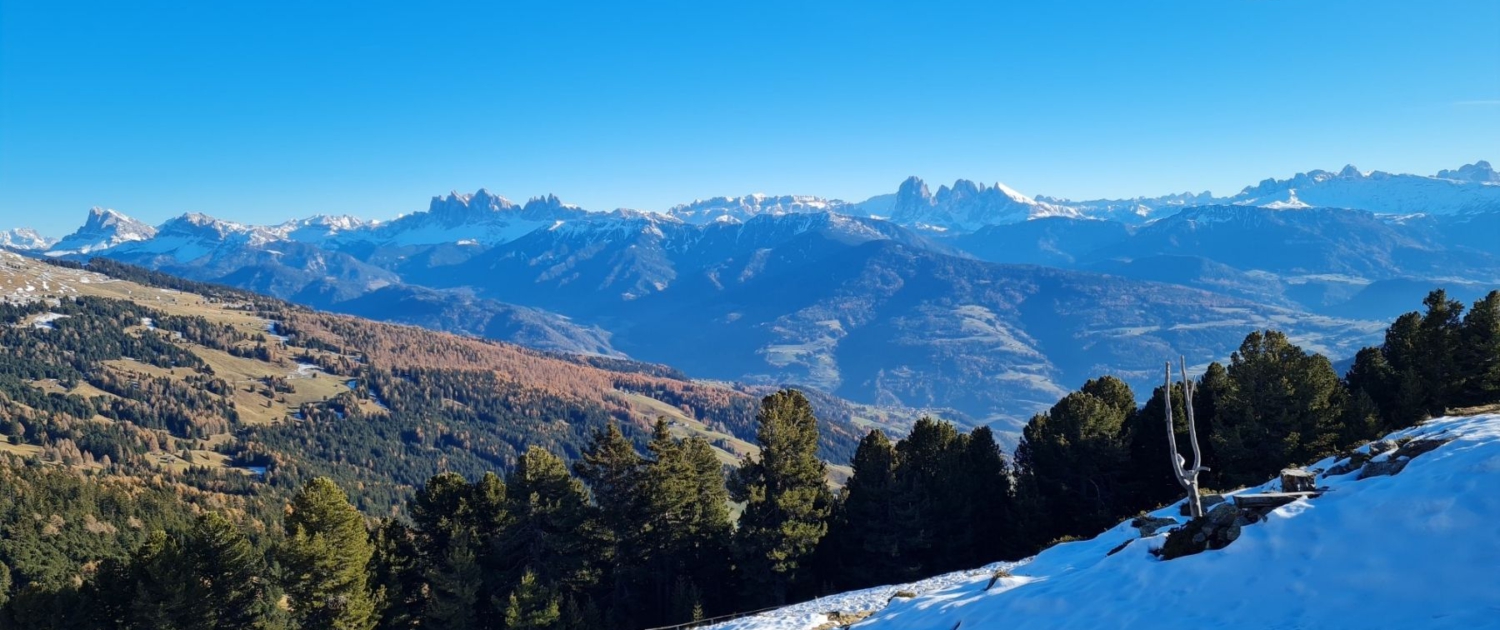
xmin=2 ymin=0 xmax=1497 ymax=236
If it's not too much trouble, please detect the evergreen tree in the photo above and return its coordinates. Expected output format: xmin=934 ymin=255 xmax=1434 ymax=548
xmin=1346 ymin=346 xmax=1402 ymax=432
xmin=128 ymin=530 xmax=207 ymax=630
xmin=496 ymin=447 xmax=603 ymax=599
xmin=503 ymin=571 xmax=560 ymax=630
xmin=572 ymin=422 xmax=644 ymax=622
xmin=958 ymin=426 xmax=1016 ymax=562
xmin=1416 ymin=289 xmax=1465 ymax=414
xmin=370 ymin=520 xmax=424 ymax=630
xmin=1212 ymin=331 xmax=1347 ymax=488
xmin=1014 ymin=376 xmax=1134 ymax=539
xmin=729 ymin=389 xmax=832 ymax=606
xmin=1122 ymin=381 xmax=1188 ymax=509
xmin=186 ymin=512 xmax=263 ymax=630
xmin=892 ymin=418 xmax=968 ymax=575
xmin=1458 ymin=291 xmax=1500 ymax=406
xmin=280 ymin=477 xmax=377 ymax=630
xmin=425 ymin=531 xmax=483 ymax=630
xmin=635 ymin=421 xmax=732 ymax=624
xmin=828 ymin=430 xmax=903 ymax=589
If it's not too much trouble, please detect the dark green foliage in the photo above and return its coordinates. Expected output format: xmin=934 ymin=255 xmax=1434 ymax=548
xmin=502 ymin=571 xmax=559 ymax=630
xmin=825 ymin=430 xmax=903 ymax=588
xmin=1211 ymin=331 xmax=1348 ymax=488
xmin=730 ymin=390 xmax=833 ymax=607
xmin=1015 ymin=376 xmax=1135 ymax=539
xmin=1457 ymin=291 xmax=1500 ymax=406
xmin=1122 ymin=381 xmax=1190 ymax=509
xmin=636 ymin=422 xmax=733 ymax=625
xmin=279 ymin=478 xmax=377 ymax=630
xmin=496 ymin=448 xmax=603 ymax=599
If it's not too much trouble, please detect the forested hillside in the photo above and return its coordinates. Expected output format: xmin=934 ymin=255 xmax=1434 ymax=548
xmin=1 ymin=243 xmax=1494 ymax=629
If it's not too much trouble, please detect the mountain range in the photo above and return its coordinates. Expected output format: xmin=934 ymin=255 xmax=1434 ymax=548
xmin=7 ymin=161 xmax=1498 ymax=430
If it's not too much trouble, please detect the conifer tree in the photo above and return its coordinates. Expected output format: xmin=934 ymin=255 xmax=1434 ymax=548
xmin=635 ymin=421 xmax=732 ymax=624
xmin=1346 ymin=346 xmax=1401 ymax=431
xmin=1212 ymin=331 xmax=1347 ymax=487
xmin=280 ymin=477 xmax=377 ymax=630
xmin=893 ymin=418 xmax=968 ymax=574
xmin=128 ymin=530 xmax=206 ymax=629
xmin=1458 ymin=291 xmax=1500 ymax=406
xmin=957 ymin=426 xmax=1016 ymax=562
xmin=370 ymin=520 xmax=424 ymax=630
xmin=1123 ymin=381 xmax=1188 ymax=509
xmin=730 ymin=389 xmax=832 ymax=606
xmin=503 ymin=571 xmax=560 ymax=630
xmin=187 ymin=512 xmax=264 ymax=630
xmin=425 ymin=531 xmax=483 ymax=630
xmin=830 ymin=429 xmax=903 ymax=589
xmin=497 ymin=447 xmax=603 ymax=599
xmin=572 ymin=421 xmax=644 ymax=621
xmin=1417 ymin=289 xmax=1465 ymax=413
xmin=1014 ymin=376 xmax=1134 ymax=538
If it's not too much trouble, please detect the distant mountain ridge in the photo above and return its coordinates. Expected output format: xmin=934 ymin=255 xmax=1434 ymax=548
xmin=7 ymin=160 xmax=1497 ymax=430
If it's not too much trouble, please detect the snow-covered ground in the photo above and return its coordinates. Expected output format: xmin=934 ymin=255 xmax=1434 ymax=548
xmin=707 ymin=562 xmax=1016 ymax=630
xmin=712 ymin=413 xmax=1500 ymax=630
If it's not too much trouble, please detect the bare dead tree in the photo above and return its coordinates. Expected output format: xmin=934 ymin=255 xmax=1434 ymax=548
xmin=1165 ymin=357 xmax=1209 ymax=518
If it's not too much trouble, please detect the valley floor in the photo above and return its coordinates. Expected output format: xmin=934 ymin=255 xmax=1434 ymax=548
xmin=709 ymin=413 xmax=1500 ymax=630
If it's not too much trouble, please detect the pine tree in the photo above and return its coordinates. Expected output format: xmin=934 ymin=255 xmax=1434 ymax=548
xmin=830 ymin=430 xmax=903 ymax=589
xmin=1458 ymin=291 xmax=1500 ymax=406
xmin=370 ymin=520 xmax=424 ymax=630
xmin=1346 ymin=346 xmax=1402 ymax=431
xmin=503 ymin=571 xmax=560 ymax=630
xmin=1212 ymin=331 xmax=1347 ymax=487
xmin=128 ymin=530 xmax=207 ymax=629
xmin=635 ymin=421 xmax=732 ymax=624
xmin=729 ymin=389 xmax=833 ymax=606
xmin=893 ymin=418 xmax=968 ymax=574
xmin=572 ymin=421 xmax=644 ymax=621
xmin=1122 ymin=381 xmax=1188 ymax=509
xmin=497 ymin=447 xmax=603 ymax=599
xmin=958 ymin=426 xmax=1016 ymax=562
xmin=280 ymin=477 xmax=377 ymax=630
xmin=1014 ymin=376 xmax=1134 ymax=539
xmin=187 ymin=512 xmax=263 ymax=630
xmin=1417 ymin=289 xmax=1465 ymax=413
xmin=426 ymin=531 xmax=483 ymax=630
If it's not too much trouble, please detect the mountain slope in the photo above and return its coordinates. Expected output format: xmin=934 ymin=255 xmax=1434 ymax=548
xmin=0 ymin=254 xmax=867 ymax=511
xmin=711 ymin=413 xmax=1500 ymax=630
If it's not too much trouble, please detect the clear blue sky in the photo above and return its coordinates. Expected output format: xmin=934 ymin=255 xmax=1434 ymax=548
xmin=2 ymin=0 xmax=1497 ymax=236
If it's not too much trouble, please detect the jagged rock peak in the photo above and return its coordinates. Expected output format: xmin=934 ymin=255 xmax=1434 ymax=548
xmin=428 ymin=189 xmax=520 ymax=216
xmin=1437 ymin=160 xmax=1499 ymax=184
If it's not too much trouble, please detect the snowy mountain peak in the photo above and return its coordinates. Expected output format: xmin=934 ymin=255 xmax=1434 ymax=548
xmin=667 ymin=194 xmax=847 ymax=225
xmin=1436 ymin=160 xmax=1500 ymax=184
xmin=46 ymin=207 xmax=158 ymax=256
xmin=0 ymin=228 xmax=55 ymax=251
xmin=890 ymin=177 xmax=1079 ymax=232
xmin=427 ymin=189 xmax=520 ymax=218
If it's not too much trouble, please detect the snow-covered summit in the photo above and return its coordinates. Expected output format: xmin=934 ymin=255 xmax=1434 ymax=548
xmin=667 ymin=194 xmax=851 ymax=225
xmin=0 ymin=228 xmax=56 ymax=251
xmin=46 ymin=207 xmax=158 ymax=256
xmin=1436 ymin=160 xmax=1500 ymax=185
xmin=888 ymin=176 xmax=1080 ymax=232
xmin=710 ymin=413 xmax=1500 ymax=630
xmin=1226 ymin=164 xmax=1500 ymax=214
